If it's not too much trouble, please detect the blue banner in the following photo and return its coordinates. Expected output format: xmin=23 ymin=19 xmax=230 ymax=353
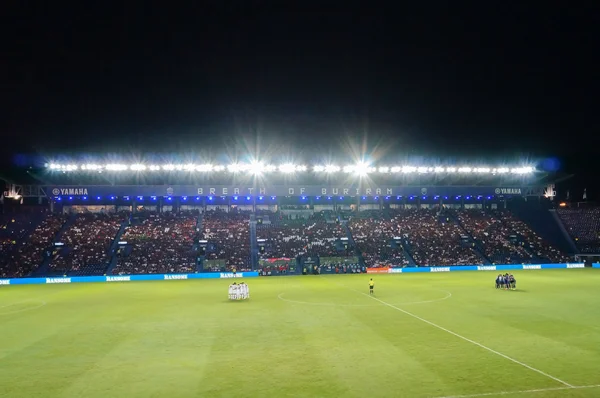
xmin=592 ymin=263 xmax=600 ymax=268
xmin=387 ymin=263 xmax=586 ymax=273
xmin=0 ymin=272 xmax=258 ymax=286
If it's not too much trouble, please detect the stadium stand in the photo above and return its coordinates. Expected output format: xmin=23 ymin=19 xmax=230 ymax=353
xmin=496 ymin=210 xmax=569 ymax=263
xmin=390 ymin=209 xmax=483 ymax=266
xmin=50 ymin=213 xmax=124 ymax=276
xmin=202 ymin=209 xmax=251 ymax=271
xmin=113 ymin=211 xmax=198 ymax=275
xmin=349 ymin=215 xmax=411 ymax=267
xmin=0 ymin=213 xmax=67 ymax=277
xmin=455 ymin=209 xmax=533 ymax=264
xmin=557 ymin=207 xmax=600 ymax=253
xmin=256 ymin=216 xmax=307 ymax=259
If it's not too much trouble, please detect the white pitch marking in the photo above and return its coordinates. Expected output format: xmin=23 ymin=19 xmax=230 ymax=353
xmin=0 ymin=300 xmax=47 ymax=315
xmin=343 ymin=285 xmax=574 ymax=388
xmin=433 ymin=384 xmax=600 ymax=398
xmin=277 ymin=289 xmax=452 ymax=307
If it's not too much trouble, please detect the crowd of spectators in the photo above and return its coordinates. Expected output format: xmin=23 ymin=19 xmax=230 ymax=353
xmin=390 ymin=209 xmax=483 ymax=266
xmin=50 ymin=213 xmax=124 ymax=275
xmin=456 ymin=210 xmax=533 ymax=264
xmin=202 ymin=209 xmax=251 ymax=270
xmin=349 ymin=217 xmax=410 ymax=267
xmin=257 ymin=219 xmax=307 ymax=259
xmin=113 ymin=211 xmax=198 ymax=275
xmin=0 ymin=213 xmax=67 ymax=278
xmin=496 ymin=211 xmax=568 ymax=263
xmin=557 ymin=207 xmax=600 ymax=253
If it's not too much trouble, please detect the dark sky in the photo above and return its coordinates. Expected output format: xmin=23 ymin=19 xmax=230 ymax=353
xmin=1 ymin=2 xmax=599 ymax=179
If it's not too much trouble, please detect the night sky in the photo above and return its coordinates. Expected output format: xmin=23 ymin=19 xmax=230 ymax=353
xmin=1 ymin=2 xmax=598 ymax=198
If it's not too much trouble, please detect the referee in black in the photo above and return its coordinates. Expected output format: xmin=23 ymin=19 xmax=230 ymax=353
xmin=369 ymin=278 xmax=374 ymax=295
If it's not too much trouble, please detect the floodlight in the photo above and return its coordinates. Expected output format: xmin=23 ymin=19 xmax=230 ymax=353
xmin=458 ymin=167 xmax=472 ymax=173
xmin=106 ymin=164 xmax=127 ymax=171
xmin=296 ymin=165 xmax=307 ymax=172
xmin=390 ymin=166 xmax=401 ymax=173
xmin=264 ymin=164 xmax=277 ymax=172
xmin=434 ymin=167 xmax=445 ymax=173
xmin=417 ymin=167 xmax=428 ymax=174
xmin=162 ymin=164 xmax=175 ymax=171
xmin=213 ymin=165 xmax=225 ymax=172
xmin=148 ymin=165 xmax=160 ymax=171
xmin=313 ymin=165 xmax=325 ymax=172
xmin=197 ymin=164 xmax=213 ymax=172
xmin=227 ymin=163 xmax=242 ymax=173
xmin=324 ymin=165 xmax=340 ymax=173
xmin=378 ymin=166 xmax=389 ymax=173
xmin=248 ymin=162 xmax=265 ymax=174
xmin=402 ymin=166 xmax=417 ymax=173
xmin=130 ymin=164 xmax=146 ymax=171
xmin=279 ymin=163 xmax=297 ymax=173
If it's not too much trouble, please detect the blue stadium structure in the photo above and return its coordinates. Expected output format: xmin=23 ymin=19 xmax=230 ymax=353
xmin=1 ymin=158 xmax=598 ymax=281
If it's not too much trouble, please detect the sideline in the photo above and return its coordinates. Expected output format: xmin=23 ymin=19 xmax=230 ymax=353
xmin=277 ymin=289 xmax=452 ymax=307
xmin=0 ymin=300 xmax=47 ymax=316
xmin=434 ymin=384 xmax=600 ymax=398
xmin=340 ymin=284 xmax=574 ymax=388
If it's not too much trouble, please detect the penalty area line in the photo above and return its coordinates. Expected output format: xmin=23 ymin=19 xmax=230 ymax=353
xmin=344 ymin=286 xmax=574 ymax=388
xmin=434 ymin=384 xmax=600 ymax=398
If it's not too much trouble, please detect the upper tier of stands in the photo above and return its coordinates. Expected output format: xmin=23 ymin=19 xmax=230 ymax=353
xmin=557 ymin=208 xmax=600 ymax=253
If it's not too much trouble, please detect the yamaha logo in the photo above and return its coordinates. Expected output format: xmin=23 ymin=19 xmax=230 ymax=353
xmin=495 ymin=188 xmax=522 ymax=195
xmin=52 ymin=188 xmax=60 ymax=196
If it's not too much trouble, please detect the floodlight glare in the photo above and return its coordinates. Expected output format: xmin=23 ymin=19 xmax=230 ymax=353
xmin=279 ymin=163 xmax=297 ymax=173
xmin=197 ymin=164 xmax=213 ymax=172
xmin=248 ymin=162 xmax=265 ymax=174
xmin=378 ymin=166 xmax=389 ymax=173
xmin=313 ymin=165 xmax=325 ymax=172
xmin=324 ymin=165 xmax=340 ymax=173
xmin=227 ymin=163 xmax=245 ymax=173
xmin=130 ymin=164 xmax=146 ymax=171
xmin=434 ymin=166 xmax=445 ymax=173
xmin=162 ymin=164 xmax=175 ymax=171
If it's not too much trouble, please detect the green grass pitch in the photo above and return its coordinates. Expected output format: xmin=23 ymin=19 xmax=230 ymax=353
xmin=1 ymin=269 xmax=600 ymax=398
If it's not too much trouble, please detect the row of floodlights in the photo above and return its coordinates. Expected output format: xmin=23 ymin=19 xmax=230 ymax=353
xmin=54 ymin=194 xmax=497 ymax=201
xmin=47 ymin=162 xmax=535 ymax=175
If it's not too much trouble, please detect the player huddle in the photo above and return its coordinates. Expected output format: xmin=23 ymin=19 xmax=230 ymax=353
xmin=496 ymin=273 xmax=516 ymax=290
xmin=228 ymin=282 xmax=250 ymax=300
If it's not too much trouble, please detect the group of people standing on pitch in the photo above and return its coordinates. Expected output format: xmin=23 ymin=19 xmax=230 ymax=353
xmin=228 ymin=282 xmax=250 ymax=300
xmin=495 ymin=273 xmax=516 ymax=290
